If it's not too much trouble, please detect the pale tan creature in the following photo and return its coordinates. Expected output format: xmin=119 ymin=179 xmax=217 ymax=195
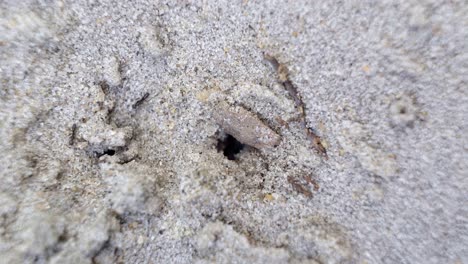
xmin=212 ymin=102 xmax=281 ymax=149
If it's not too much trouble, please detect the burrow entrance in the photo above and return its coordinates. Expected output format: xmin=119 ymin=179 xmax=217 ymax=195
xmin=217 ymin=134 xmax=245 ymax=160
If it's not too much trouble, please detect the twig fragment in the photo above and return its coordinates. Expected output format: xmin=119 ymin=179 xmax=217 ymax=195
xmin=264 ymin=53 xmax=328 ymax=158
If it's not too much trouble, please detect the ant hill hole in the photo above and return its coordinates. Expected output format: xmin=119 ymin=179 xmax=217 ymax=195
xmin=103 ymin=149 xmax=115 ymax=156
xmin=399 ymin=106 xmax=407 ymax=114
xmin=217 ymin=134 xmax=245 ymax=160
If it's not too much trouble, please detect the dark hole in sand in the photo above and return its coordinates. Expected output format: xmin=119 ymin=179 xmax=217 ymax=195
xmin=103 ymin=149 xmax=115 ymax=156
xmin=217 ymin=134 xmax=244 ymax=160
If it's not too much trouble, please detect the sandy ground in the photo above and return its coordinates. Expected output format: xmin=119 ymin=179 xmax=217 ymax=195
xmin=0 ymin=0 xmax=467 ymax=263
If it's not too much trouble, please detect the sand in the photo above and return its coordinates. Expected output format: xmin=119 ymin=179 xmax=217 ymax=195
xmin=0 ymin=0 xmax=467 ymax=263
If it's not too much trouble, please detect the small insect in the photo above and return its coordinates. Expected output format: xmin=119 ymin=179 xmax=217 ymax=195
xmin=287 ymin=174 xmax=319 ymax=198
xmin=98 ymin=80 xmax=110 ymax=95
xmin=287 ymin=176 xmax=312 ymax=197
xmin=212 ymin=102 xmax=281 ymax=149
xmin=275 ymin=116 xmax=290 ymax=128
xmin=132 ymin=92 xmax=150 ymax=109
xmin=304 ymin=174 xmax=320 ymax=192
xmin=305 ymin=124 xmax=327 ymax=157
xmin=69 ymin=123 xmax=77 ymax=146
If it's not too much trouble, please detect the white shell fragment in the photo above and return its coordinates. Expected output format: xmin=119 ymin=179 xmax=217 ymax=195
xmin=212 ymin=103 xmax=281 ymax=149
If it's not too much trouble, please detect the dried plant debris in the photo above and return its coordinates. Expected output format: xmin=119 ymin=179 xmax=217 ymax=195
xmin=212 ymin=102 xmax=281 ymax=149
xmin=264 ymin=53 xmax=328 ymax=158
